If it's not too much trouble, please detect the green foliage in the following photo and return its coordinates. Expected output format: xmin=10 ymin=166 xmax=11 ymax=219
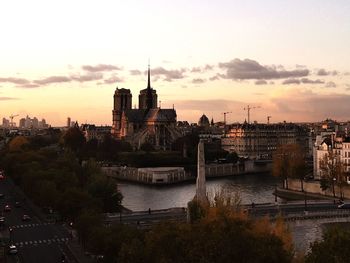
xmin=306 ymin=227 xmax=350 ymax=263
xmin=63 ymin=127 xmax=86 ymax=152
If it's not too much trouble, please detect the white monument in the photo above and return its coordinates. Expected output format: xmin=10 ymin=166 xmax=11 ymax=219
xmin=196 ymin=139 xmax=207 ymax=203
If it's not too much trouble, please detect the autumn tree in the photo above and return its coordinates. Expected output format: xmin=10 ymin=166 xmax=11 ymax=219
xmin=319 ymin=151 xmax=347 ymax=198
xmin=305 ymin=226 xmax=350 ymax=263
xmin=273 ymin=144 xmax=307 ymax=190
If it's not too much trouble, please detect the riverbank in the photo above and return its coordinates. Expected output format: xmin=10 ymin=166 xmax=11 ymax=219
xmin=103 ymin=160 xmax=271 ymax=185
xmin=275 ymin=187 xmax=337 ymax=201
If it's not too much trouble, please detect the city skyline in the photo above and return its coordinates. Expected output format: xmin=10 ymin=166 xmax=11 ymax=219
xmin=1 ymin=0 xmax=350 ymax=126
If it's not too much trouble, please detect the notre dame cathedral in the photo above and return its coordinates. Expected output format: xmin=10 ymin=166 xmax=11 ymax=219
xmin=111 ymin=65 xmax=181 ymax=150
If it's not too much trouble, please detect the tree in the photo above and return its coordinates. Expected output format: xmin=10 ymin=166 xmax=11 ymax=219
xmin=306 ymin=227 xmax=350 ymax=263
xmin=272 ymin=144 xmax=306 ymax=190
xmin=319 ymin=151 xmax=347 ymax=199
xmin=8 ymin=136 xmax=29 ymax=152
xmin=63 ymin=127 xmax=86 ymax=153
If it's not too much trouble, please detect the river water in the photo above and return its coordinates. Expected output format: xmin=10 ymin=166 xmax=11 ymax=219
xmin=116 ymin=173 xmax=345 ymax=252
xmin=118 ymin=173 xmax=279 ymax=211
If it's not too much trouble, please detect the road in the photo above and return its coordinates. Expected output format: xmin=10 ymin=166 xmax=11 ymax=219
xmin=0 ymin=178 xmax=72 ymax=263
xmin=105 ymin=200 xmax=350 ymax=227
xmin=246 ymin=200 xmax=350 ymax=218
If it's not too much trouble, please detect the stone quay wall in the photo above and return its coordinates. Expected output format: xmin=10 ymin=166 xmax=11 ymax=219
xmin=103 ymin=160 xmax=271 ymax=185
xmin=287 ymin=178 xmax=350 ymax=199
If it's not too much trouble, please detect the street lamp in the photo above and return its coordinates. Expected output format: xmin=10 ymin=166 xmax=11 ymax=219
xmin=274 ymin=184 xmax=278 ymax=203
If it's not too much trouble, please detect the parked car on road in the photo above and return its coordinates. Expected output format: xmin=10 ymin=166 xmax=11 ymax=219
xmin=8 ymin=245 xmax=18 ymax=254
xmin=22 ymin=214 xmax=31 ymax=221
xmin=4 ymin=205 xmax=11 ymax=212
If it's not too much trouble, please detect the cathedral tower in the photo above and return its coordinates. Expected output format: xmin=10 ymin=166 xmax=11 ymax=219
xmin=139 ymin=64 xmax=157 ymax=109
xmin=112 ymin=88 xmax=132 ymax=138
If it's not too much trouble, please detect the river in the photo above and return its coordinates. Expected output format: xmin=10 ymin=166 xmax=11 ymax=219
xmin=116 ymin=173 xmax=349 ymax=252
xmin=117 ymin=172 xmax=279 ymax=211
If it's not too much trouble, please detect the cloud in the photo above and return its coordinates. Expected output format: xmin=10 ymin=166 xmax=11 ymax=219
xmin=192 ymin=78 xmax=206 ymax=84
xmin=173 ymin=99 xmax=244 ymax=112
xmin=34 ymin=76 xmax=72 ymax=85
xmin=82 ymin=64 xmax=121 ymax=72
xmin=16 ymin=84 xmax=41 ymax=89
xmin=103 ymin=75 xmax=124 ymax=84
xmin=219 ymin=58 xmax=309 ymax=80
xmin=282 ymin=78 xmax=301 ymax=85
xmin=300 ymin=78 xmax=325 ymax=84
xmin=0 ymin=77 xmax=30 ymax=85
xmin=0 ymin=96 xmax=19 ymax=100
xmin=130 ymin=70 xmax=141 ymax=75
xmin=325 ymin=81 xmax=336 ymax=88
xmin=255 ymin=80 xmax=268 ymax=85
xmin=269 ymin=88 xmax=350 ymax=121
xmin=150 ymin=67 xmax=186 ymax=81
xmin=317 ymin=69 xmax=338 ymax=76
xmin=191 ymin=64 xmax=214 ymax=73
xmin=70 ymin=73 xmax=103 ymax=82
xmin=209 ymin=74 xmax=221 ymax=81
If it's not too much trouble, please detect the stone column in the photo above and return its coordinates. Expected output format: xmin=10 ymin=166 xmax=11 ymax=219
xmin=196 ymin=139 xmax=207 ymax=203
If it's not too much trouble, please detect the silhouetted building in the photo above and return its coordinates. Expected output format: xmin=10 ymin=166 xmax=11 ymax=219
xmin=111 ymin=65 xmax=180 ymax=150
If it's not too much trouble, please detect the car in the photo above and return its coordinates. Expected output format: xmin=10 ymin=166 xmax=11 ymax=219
xmin=8 ymin=244 xmax=18 ymax=255
xmin=22 ymin=214 xmax=31 ymax=221
xmin=0 ymin=216 xmax=5 ymax=224
xmin=337 ymin=203 xmax=350 ymax=209
xmin=4 ymin=205 xmax=11 ymax=212
xmin=15 ymin=201 xmax=21 ymax=208
xmin=0 ymin=193 xmax=4 ymax=199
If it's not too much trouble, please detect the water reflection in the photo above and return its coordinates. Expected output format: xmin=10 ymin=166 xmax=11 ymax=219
xmin=117 ymin=173 xmax=279 ymax=211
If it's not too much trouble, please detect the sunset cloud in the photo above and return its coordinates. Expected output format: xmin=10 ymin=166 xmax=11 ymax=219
xmin=300 ymin=78 xmax=325 ymax=84
xmin=282 ymin=78 xmax=300 ymax=85
xmin=150 ymin=67 xmax=186 ymax=81
xmin=316 ymin=68 xmax=338 ymax=76
xmin=0 ymin=96 xmax=19 ymax=100
xmin=255 ymin=80 xmax=268 ymax=85
xmin=325 ymin=81 xmax=337 ymax=88
xmin=70 ymin=73 xmax=103 ymax=82
xmin=130 ymin=69 xmax=142 ymax=75
xmin=219 ymin=59 xmax=309 ymax=80
xmin=103 ymin=75 xmax=124 ymax=84
xmin=34 ymin=76 xmax=72 ymax=85
xmin=82 ymin=64 xmax=121 ymax=72
xmin=192 ymin=78 xmax=206 ymax=84
xmin=0 ymin=77 xmax=30 ymax=85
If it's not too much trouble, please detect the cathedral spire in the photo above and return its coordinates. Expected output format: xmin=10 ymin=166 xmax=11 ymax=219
xmin=146 ymin=62 xmax=153 ymax=109
xmin=147 ymin=62 xmax=151 ymax=89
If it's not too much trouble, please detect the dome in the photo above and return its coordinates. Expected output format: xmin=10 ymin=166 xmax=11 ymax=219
xmin=198 ymin=114 xmax=210 ymax=127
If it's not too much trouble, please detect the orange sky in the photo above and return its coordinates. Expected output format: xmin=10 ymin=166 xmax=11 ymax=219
xmin=1 ymin=1 xmax=350 ymax=126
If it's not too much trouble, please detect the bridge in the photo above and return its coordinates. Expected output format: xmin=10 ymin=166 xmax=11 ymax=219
xmin=104 ymin=200 xmax=350 ymax=228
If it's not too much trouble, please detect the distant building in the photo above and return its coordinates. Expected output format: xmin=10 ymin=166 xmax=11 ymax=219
xmin=111 ymin=65 xmax=181 ymax=150
xmin=198 ymin=114 xmax=210 ymax=128
xmin=19 ymin=118 xmax=26 ymax=128
xmin=81 ymin=124 xmax=111 ymax=142
xmin=313 ymin=134 xmax=350 ymax=180
xmin=2 ymin=118 xmax=10 ymax=128
xmin=221 ymin=122 xmax=309 ymax=159
xmin=67 ymin=117 xmax=71 ymax=128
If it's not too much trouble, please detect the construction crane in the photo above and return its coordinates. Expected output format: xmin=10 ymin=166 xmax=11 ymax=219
xmin=243 ymin=105 xmax=260 ymax=124
xmin=222 ymin=111 xmax=232 ymax=125
xmin=9 ymin=114 xmax=19 ymax=127
xmin=267 ymin=116 xmax=272 ymax=124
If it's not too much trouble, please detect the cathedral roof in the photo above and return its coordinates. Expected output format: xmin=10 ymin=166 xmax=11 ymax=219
xmin=124 ymin=108 xmax=176 ymax=123
xmin=144 ymin=108 xmax=177 ymax=122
